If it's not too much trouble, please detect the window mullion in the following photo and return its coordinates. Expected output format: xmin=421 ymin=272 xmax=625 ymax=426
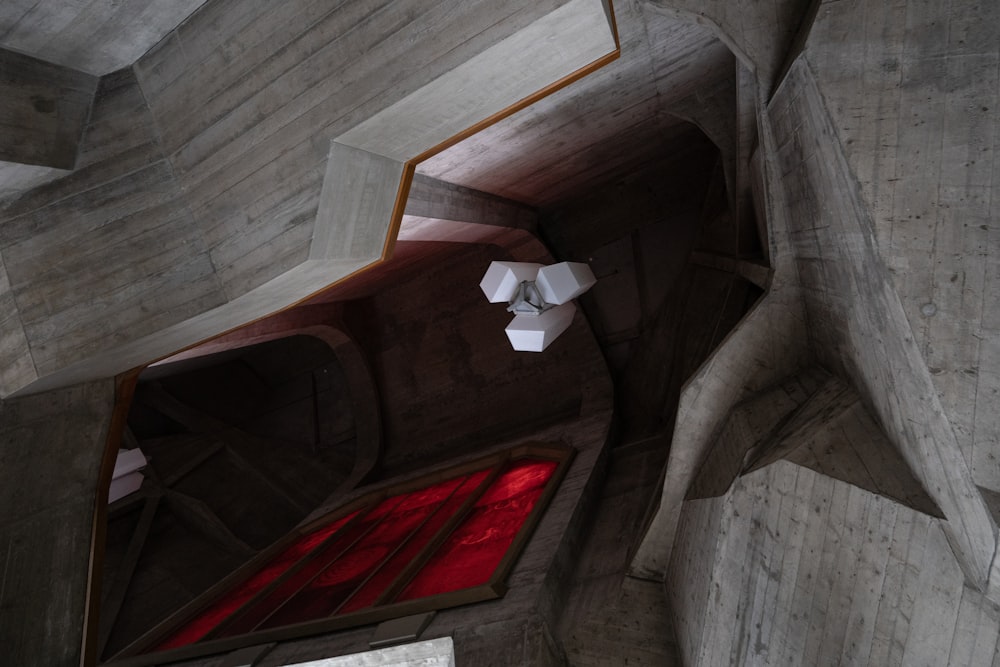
xmin=330 ymin=474 xmax=472 ymax=615
xmin=208 ymin=494 xmax=401 ymax=639
xmin=373 ymin=455 xmax=510 ymax=606
xmin=131 ymin=500 xmax=379 ymax=656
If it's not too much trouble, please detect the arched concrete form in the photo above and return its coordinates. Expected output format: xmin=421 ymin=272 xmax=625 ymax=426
xmin=0 ymin=0 xmax=618 ymax=400
xmin=90 ymin=323 xmax=384 ymax=658
xmin=152 ymin=304 xmax=383 ymax=502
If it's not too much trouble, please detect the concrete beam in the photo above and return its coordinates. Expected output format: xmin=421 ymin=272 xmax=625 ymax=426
xmin=689 ymin=250 xmax=771 ymax=289
xmin=405 ymin=173 xmax=537 ymax=231
xmin=0 ymin=0 xmax=211 ymax=76
xmin=0 ymin=48 xmax=97 ymax=169
xmin=0 ymin=380 xmax=116 ymax=667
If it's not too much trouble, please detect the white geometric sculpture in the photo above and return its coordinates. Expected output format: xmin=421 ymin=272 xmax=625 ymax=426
xmin=479 ymin=261 xmax=543 ymax=303
xmin=536 ymin=262 xmax=597 ymax=305
xmin=505 ymin=303 xmax=577 ymax=352
xmin=480 ymin=260 xmax=597 ymax=352
xmin=109 ymin=447 xmax=147 ymax=504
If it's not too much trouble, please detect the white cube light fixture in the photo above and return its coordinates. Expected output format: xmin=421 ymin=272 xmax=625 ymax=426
xmin=505 ymin=302 xmax=577 ymax=352
xmin=480 ymin=260 xmax=596 ymax=352
xmin=479 ymin=261 xmax=542 ymax=303
xmin=536 ymin=262 xmax=597 ymax=305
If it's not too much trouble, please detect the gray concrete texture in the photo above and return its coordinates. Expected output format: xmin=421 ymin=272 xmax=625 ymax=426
xmin=0 ymin=0 xmax=999 ymax=666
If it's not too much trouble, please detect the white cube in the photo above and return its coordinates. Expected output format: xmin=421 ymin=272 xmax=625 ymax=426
xmin=109 ymin=471 xmax=144 ymax=504
xmin=479 ymin=261 xmax=542 ymax=303
xmin=535 ymin=262 xmax=597 ymax=305
xmin=505 ymin=303 xmax=576 ymax=352
xmin=113 ymin=447 xmax=147 ymax=479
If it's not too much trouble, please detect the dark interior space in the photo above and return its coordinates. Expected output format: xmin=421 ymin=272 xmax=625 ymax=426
xmin=101 ymin=336 xmax=357 ymax=658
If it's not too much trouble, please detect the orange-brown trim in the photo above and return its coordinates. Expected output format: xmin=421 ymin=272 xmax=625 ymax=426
xmin=380 ymin=161 xmax=417 ymax=261
xmin=81 ymin=370 xmax=141 ymax=667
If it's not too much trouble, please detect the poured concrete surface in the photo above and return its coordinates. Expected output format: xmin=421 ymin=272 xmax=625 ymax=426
xmin=1 ymin=0 xmax=1000 ymax=666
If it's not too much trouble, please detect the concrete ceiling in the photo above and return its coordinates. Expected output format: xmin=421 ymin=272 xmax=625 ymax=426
xmin=418 ymin=0 xmax=735 ymax=207
xmin=0 ymin=0 xmax=735 ymax=209
xmin=0 ymin=0 xmax=744 ymax=401
xmin=0 ymin=0 xmax=211 ymax=75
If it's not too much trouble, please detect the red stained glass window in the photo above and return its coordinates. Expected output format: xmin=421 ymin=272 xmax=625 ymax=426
xmin=126 ymin=447 xmax=570 ymax=662
xmin=398 ymin=459 xmax=557 ymax=600
xmin=153 ymin=510 xmax=360 ymax=651
xmin=336 ymin=470 xmax=490 ymax=614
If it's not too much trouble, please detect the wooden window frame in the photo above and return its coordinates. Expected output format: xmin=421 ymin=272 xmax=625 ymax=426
xmin=104 ymin=442 xmax=574 ymax=667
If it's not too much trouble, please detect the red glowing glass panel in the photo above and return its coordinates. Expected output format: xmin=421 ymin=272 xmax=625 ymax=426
xmin=153 ymin=510 xmax=359 ymax=651
xmin=397 ymin=459 xmax=557 ymax=600
xmin=216 ymin=493 xmax=404 ymax=638
xmin=338 ymin=469 xmax=491 ymax=613
xmin=258 ymin=474 xmax=469 ymax=629
xmin=138 ymin=450 xmax=565 ymax=659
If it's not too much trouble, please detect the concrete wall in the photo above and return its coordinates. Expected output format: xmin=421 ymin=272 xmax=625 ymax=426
xmin=670 ymin=460 xmax=1000 ymax=666
xmin=0 ymin=67 xmax=220 ymax=396
xmin=559 ymin=437 xmax=680 ymax=666
xmin=765 ymin=38 xmax=995 ymax=590
xmin=0 ymin=381 xmax=116 ymax=667
xmin=645 ymin=0 xmax=806 ymax=91
xmin=656 ymin=1 xmax=1000 ymax=663
xmin=0 ymin=0 xmax=210 ymax=75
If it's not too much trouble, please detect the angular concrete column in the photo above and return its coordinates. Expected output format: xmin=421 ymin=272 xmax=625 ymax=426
xmin=0 ymin=381 xmax=116 ymax=667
